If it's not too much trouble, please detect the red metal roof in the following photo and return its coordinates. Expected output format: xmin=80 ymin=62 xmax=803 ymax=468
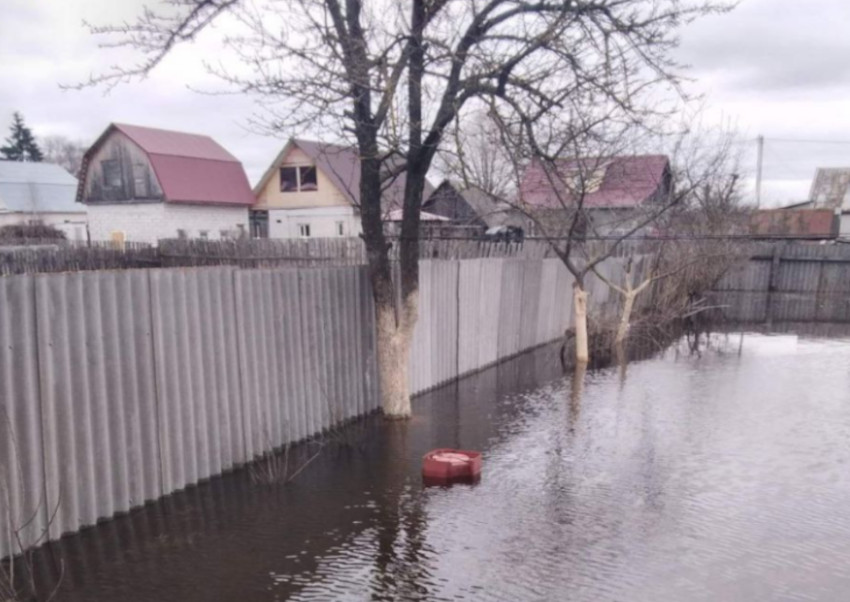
xmin=520 ymin=155 xmax=670 ymax=209
xmin=91 ymin=123 xmax=254 ymax=206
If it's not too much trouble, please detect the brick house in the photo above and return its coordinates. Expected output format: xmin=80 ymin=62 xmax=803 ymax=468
xmin=78 ymin=123 xmax=254 ymax=244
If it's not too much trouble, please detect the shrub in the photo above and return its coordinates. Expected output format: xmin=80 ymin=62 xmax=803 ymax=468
xmin=0 ymin=222 xmax=67 ymax=241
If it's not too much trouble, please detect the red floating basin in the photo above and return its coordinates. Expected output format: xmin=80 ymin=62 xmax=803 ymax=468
xmin=422 ymin=448 xmax=482 ymax=486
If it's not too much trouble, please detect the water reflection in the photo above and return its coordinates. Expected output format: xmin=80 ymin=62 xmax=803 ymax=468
xmin=19 ymin=329 xmax=850 ymax=601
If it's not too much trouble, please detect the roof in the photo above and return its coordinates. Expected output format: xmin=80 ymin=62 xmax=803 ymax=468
xmin=82 ymin=123 xmax=254 ymax=206
xmin=423 ymin=180 xmax=513 ymax=228
xmin=520 ymin=155 xmax=670 ymax=209
xmin=750 ymin=208 xmax=837 ymax=239
xmin=781 ymin=200 xmax=816 ymax=210
xmin=254 ymin=138 xmax=434 ymax=214
xmin=809 ymin=168 xmax=850 ymax=210
xmin=0 ymin=160 xmax=83 ymax=214
xmin=385 ymin=209 xmax=449 ymax=222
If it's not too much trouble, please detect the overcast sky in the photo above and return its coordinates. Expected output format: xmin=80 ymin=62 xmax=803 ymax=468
xmin=1 ymin=0 xmax=849 ymax=206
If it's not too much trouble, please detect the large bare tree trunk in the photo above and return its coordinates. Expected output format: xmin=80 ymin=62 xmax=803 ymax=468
xmin=359 ymin=143 xmax=418 ymax=418
xmin=573 ymin=283 xmax=589 ymax=364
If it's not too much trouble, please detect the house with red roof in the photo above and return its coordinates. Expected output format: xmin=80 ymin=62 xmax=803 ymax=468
xmin=519 ymin=155 xmax=671 ymax=237
xmin=78 ymin=123 xmax=254 ymax=244
xmin=252 ymin=139 xmax=432 ymax=238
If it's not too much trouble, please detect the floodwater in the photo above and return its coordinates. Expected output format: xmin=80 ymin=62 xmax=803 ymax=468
xmin=22 ymin=325 xmax=850 ymax=601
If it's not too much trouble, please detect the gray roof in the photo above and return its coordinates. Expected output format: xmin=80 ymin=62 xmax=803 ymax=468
xmin=458 ymin=185 xmax=521 ymax=228
xmin=809 ymin=168 xmax=850 ymax=210
xmin=0 ymin=161 xmax=83 ymax=214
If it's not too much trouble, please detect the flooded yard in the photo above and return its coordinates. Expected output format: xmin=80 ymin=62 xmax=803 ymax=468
xmin=26 ymin=326 xmax=850 ymax=601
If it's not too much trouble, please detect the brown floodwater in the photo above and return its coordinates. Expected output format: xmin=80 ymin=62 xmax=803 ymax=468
xmin=17 ymin=325 xmax=850 ymax=601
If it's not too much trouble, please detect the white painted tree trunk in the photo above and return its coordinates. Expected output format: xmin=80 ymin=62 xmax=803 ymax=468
xmin=375 ymin=292 xmax=417 ymax=418
xmin=616 ymin=290 xmax=637 ymax=346
xmin=574 ymin=285 xmax=589 ymax=364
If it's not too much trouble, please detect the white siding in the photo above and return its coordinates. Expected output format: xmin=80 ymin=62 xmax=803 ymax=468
xmin=87 ymin=203 xmax=248 ymax=244
xmin=840 ymin=213 xmax=850 ymax=237
xmin=267 ymin=206 xmax=361 ymax=239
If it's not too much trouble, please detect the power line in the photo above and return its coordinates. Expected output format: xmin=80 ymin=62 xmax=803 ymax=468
xmin=763 ymin=137 xmax=850 ymax=146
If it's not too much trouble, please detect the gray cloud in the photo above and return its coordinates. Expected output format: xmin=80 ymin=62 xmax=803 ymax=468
xmin=2 ymin=0 xmax=850 ymax=204
xmin=677 ymin=0 xmax=850 ymax=96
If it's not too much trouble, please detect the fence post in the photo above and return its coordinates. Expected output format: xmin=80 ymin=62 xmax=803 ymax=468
xmin=766 ymin=242 xmax=784 ymax=324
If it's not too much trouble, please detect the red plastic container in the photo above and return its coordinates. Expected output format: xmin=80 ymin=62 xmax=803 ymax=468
xmin=422 ymin=448 xmax=482 ymax=486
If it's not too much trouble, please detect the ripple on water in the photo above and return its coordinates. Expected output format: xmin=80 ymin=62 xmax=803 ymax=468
xmin=32 ymin=333 xmax=850 ymax=602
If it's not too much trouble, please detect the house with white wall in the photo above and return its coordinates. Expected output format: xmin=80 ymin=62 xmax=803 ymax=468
xmin=0 ymin=160 xmax=87 ymax=240
xmin=77 ymin=123 xmax=253 ymax=244
xmin=252 ymin=139 xmax=432 ymax=238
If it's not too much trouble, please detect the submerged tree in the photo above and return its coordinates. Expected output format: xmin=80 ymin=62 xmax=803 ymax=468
xmin=590 ymin=121 xmax=751 ymax=352
xmin=1 ymin=112 xmax=43 ymax=162
xmin=451 ymin=105 xmax=747 ymax=365
xmin=80 ymin=0 xmax=731 ymax=417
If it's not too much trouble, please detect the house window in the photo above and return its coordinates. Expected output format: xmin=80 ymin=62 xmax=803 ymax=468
xmin=336 ymin=221 xmax=345 ymax=236
xmin=280 ymin=167 xmax=298 ymax=192
xmin=177 ymin=229 xmax=188 ymax=239
xmin=199 ymin=230 xmax=209 ymax=240
xmin=132 ymin=163 xmax=148 ymax=198
xmin=298 ymin=223 xmax=311 ymax=237
xmin=299 ymin=166 xmax=317 ymax=191
xmin=102 ymin=159 xmax=122 ymax=188
xmin=280 ymin=165 xmax=319 ymax=192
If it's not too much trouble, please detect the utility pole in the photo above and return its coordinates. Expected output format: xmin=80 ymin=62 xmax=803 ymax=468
xmin=755 ymin=135 xmax=764 ymax=208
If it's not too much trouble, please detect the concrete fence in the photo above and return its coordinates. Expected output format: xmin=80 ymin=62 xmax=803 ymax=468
xmin=1 ymin=257 xmax=621 ymax=560
xmin=710 ymin=243 xmax=850 ymax=323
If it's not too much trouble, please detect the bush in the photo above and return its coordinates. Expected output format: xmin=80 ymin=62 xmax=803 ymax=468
xmin=0 ymin=222 xmax=67 ymax=241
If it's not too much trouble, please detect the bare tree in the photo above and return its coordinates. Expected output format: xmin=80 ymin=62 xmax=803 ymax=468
xmin=435 ymin=109 xmax=516 ymax=200
xmin=39 ymin=136 xmax=88 ymax=177
xmin=1 ymin=412 xmax=64 ymax=602
xmin=481 ymin=105 xmax=750 ymax=366
xmin=590 ymin=122 xmax=751 ymax=352
xmin=79 ymin=0 xmax=731 ymax=416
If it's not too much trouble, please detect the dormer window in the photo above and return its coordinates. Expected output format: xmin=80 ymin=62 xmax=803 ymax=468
xmin=102 ymin=159 xmax=122 ymax=188
xmin=280 ymin=165 xmax=318 ymax=192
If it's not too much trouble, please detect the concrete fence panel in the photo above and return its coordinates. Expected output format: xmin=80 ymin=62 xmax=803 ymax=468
xmin=519 ymin=260 xmax=543 ymax=352
xmin=430 ymin=260 xmax=460 ymax=389
xmin=0 ymin=275 xmax=47 ymax=559
xmin=35 ymin=271 xmax=161 ymax=539
xmin=2 ymin=255 xmax=599 ymax=559
xmin=409 ymin=261 xmax=434 ymax=395
xmin=235 ymin=269 xmax=290 ymax=457
xmin=498 ymin=260 xmax=525 ymax=359
xmin=457 ymin=259 xmax=483 ymax=375
xmin=149 ymin=268 xmax=245 ymax=495
xmin=536 ymin=259 xmax=560 ymax=344
xmin=476 ymin=259 xmax=504 ymax=369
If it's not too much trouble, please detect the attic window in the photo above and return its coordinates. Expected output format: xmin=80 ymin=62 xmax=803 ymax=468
xmin=567 ymin=168 xmax=605 ymax=194
xmin=102 ymin=159 xmax=121 ymax=188
xmin=280 ymin=167 xmax=298 ymax=191
xmin=132 ymin=162 xmax=148 ymax=197
xmin=299 ymin=166 xmax=317 ymax=191
xmin=280 ymin=165 xmax=318 ymax=192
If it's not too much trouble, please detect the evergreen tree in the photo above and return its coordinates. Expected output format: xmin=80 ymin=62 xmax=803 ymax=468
xmin=1 ymin=112 xmax=43 ymax=162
